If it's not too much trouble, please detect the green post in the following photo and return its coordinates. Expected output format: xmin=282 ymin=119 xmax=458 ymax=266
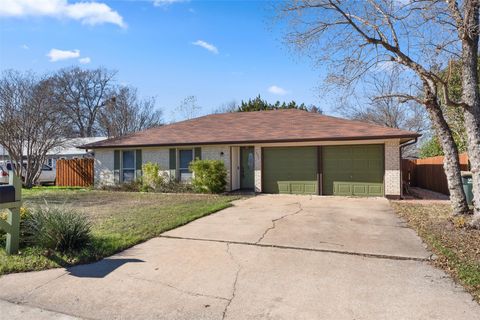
xmin=5 ymin=207 xmax=20 ymax=254
xmin=0 ymin=170 xmax=22 ymax=255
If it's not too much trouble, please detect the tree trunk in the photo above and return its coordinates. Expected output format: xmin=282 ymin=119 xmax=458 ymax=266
xmin=466 ymin=109 xmax=480 ymax=226
xmin=461 ymin=37 xmax=480 ymax=227
xmin=426 ymin=102 xmax=470 ymax=215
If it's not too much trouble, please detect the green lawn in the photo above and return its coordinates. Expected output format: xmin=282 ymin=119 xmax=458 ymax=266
xmin=391 ymin=201 xmax=480 ymax=303
xmin=0 ymin=189 xmax=238 ymax=275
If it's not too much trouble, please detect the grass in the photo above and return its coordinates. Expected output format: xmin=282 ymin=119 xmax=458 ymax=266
xmin=391 ymin=201 xmax=480 ymax=303
xmin=0 ymin=189 xmax=239 ymax=275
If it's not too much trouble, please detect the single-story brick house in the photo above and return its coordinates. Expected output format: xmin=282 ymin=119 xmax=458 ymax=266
xmin=83 ymin=109 xmax=419 ymax=198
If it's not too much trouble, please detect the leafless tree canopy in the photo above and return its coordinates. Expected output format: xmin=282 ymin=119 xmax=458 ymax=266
xmin=277 ymin=0 xmax=475 ymax=216
xmin=52 ymin=67 xmax=116 ymax=137
xmin=0 ymin=70 xmax=69 ymax=188
xmin=0 ymin=67 xmax=163 ymax=186
xmin=98 ymin=86 xmax=162 ymax=137
xmin=214 ymin=100 xmax=238 ymax=114
xmin=176 ymin=95 xmax=201 ymax=120
xmin=341 ymin=68 xmax=428 ymax=133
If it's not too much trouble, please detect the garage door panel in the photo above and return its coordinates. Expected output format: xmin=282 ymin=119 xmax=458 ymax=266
xmin=263 ymin=147 xmax=317 ymax=195
xmin=278 ymin=182 xmax=290 ymax=193
xmin=334 ymin=182 xmax=352 ymax=195
xmin=353 ymin=185 xmax=367 ymax=196
xmin=369 ymin=184 xmax=383 ymax=195
xmin=323 ymin=145 xmax=384 ymax=197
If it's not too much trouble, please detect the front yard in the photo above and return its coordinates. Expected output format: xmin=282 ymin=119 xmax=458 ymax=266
xmin=0 ymin=188 xmax=238 ymax=275
xmin=391 ymin=201 xmax=480 ymax=303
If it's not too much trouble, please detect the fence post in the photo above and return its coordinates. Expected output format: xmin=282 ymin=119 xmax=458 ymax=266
xmin=0 ymin=171 xmax=22 ymax=254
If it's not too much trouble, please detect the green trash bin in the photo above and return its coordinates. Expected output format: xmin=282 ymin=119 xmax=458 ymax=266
xmin=461 ymin=172 xmax=473 ymax=206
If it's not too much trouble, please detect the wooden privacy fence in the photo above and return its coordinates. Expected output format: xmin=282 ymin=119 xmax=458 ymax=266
xmin=56 ymin=158 xmax=94 ymax=187
xmin=402 ymin=153 xmax=470 ymax=195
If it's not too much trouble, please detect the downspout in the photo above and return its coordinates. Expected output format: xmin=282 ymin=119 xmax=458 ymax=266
xmin=399 ymin=137 xmax=419 ymax=199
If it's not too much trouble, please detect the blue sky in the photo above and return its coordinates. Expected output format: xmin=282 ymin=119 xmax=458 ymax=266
xmin=0 ymin=0 xmax=327 ymax=121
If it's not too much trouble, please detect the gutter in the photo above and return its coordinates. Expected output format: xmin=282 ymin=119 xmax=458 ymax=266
xmin=81 ymin=134 xmax=421 ymax=150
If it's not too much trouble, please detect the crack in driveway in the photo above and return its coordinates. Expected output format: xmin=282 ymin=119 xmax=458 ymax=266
xmin=222 ymin=243 xmax=241 ymax=320
xmin=256 ymin=202 xmax=304 ymax=244
xmin=126 ymin=274 xmax=230 ymax=302
xmin=160 ymin=235 xmax=430 ymax=262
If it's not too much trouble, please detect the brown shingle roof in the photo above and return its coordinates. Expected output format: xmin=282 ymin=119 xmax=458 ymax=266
xmin=84 ymin=109 xmax=419 ymax=149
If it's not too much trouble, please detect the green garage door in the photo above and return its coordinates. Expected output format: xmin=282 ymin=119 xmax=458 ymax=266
xmin=263 ymin=147 xmax=318 ymax=195
xmin=323 ymin=145 xmax=384 ymax=196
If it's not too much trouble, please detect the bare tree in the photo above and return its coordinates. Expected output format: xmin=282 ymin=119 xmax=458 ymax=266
xmin=175 ymin=95 xmax=201 ymax=121
xmin=0 ymin=71 xmax=68 ymax=188
xmin=341 ymin=69 xmax=429 ymax=132
xmin=443 ymin=0 xmax=480 ymax=226
xmin=278 ymin=0 xmax=471 ymax=216
xmin=52 ymin=67 xmax=116 ymax=137
xmin=341 ymin=69 xmax=428 ymax=157
xmin=214 ymin=100 xmax=238 ymax=113
xmin=98 ymin=86 xmax=162 ymax=137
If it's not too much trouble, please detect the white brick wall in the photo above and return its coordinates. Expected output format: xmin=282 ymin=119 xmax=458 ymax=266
xmin=94 ymin=141 xmax=402 ymax=197
xmin=254 ymin=146 xmax=262 ymax=192
xmin=384 ymin=140 xmax=401 ymax=196
xmin=94 ymin=149 xmax=114 ymax=186
xmin=202 ymin=146 xmax=231 ymax=191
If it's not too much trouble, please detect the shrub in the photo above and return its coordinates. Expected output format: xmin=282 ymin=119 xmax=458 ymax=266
xmin=141 ymin=162 xmax=164 ymax=191
xmin=24 ymin=204 xmax=91 ymax=252
xmin=189 ymin=160 xmax=227 ymax=193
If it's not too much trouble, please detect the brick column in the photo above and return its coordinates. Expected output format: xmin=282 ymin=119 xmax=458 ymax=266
xmin=254 ymin=146 xmax=262 ymax=193
xmin=384 ymin=140 xmax=401 ymax=198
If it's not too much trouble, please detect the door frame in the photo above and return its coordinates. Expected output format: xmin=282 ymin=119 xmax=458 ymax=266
xmin=240 ymin=146 xmax=255 ymax=190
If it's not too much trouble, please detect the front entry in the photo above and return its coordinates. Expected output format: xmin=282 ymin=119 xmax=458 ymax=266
xmin=240 ymin=147 xmax=255 ymax=190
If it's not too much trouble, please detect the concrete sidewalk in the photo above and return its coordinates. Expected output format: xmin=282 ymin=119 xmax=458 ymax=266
xmin=0 ymin=195 xmax=478 ymax=319
xmin=0 ymin=299 xmax=81 ymax=320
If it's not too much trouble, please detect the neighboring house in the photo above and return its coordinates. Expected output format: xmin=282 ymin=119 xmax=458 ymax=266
xmin=0 ymin=137 xmax=107 ymax=168
xmin=46 ymin=137 xmax=107 ymax=169
xmin=83 ymin=109 xmax=419 ymax=198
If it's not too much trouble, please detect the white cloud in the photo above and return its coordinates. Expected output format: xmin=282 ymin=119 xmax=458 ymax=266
xmin=47 ymin=48 xmax=80 ymax=62
xmin=21 ymin=44 xmax=29 ymax=50
xmin=192 ymin=40 xmax=218 ymax=54
xmin=79 ymin=57 xmax=91 ymax=64
xmin=0 ymin=0 xmax=126 ymax=28
xmin=153 ymin=0 xmax=189 ymax=6
xmin=268 ymin=85 xmax=288 ymax=95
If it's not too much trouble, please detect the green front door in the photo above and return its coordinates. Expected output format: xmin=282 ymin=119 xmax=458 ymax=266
xmin=240 ymin=147 xmax=255 ymax=189
xmin=263 ymin=147 xmax=318 ymax=195
xmin=322 ymin=145 xmax=384 ymax=196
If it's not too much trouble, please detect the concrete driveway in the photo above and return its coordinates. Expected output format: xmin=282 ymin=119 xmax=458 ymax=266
xmin=1 ymin=195 xmax=479 ymax=320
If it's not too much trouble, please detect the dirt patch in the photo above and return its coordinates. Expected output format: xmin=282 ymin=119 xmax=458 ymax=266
xmin=391 ymin=201 xmax=480 ymax=303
